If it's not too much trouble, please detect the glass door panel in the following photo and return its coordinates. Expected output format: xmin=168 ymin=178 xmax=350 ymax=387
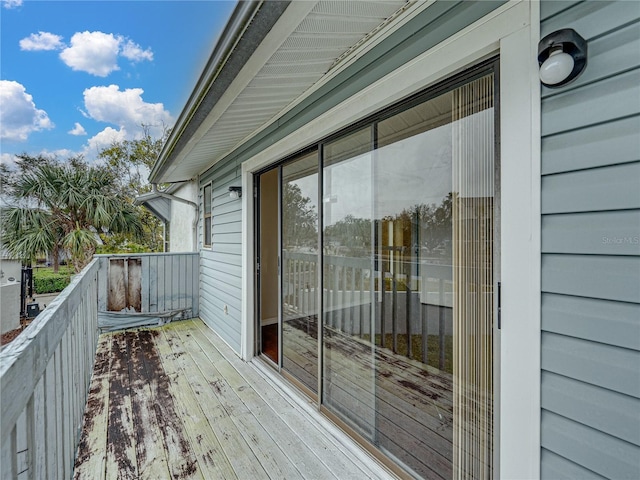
xmin=322 ymin=127 xmax=377 ymax=439
xmin=281 ymin=151 xmax=320 ymax=394
xmin=321 ymin=71 xmax=496 ymax=479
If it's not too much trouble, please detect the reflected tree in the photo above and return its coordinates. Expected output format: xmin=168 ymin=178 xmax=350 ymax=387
xmin=282 ymin=183 xmax=317 ymax=249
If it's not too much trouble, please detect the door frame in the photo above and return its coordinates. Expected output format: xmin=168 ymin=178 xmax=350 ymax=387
xmin=241 ymin=1 xmax=541 ymax=476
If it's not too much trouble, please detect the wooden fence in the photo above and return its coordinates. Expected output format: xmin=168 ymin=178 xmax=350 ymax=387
xmin=0 ymin=259 xmax=100 ymax=479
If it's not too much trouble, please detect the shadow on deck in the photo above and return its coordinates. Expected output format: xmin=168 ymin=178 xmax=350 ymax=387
xmin=73 ymin=318 xmax=393 ymax=480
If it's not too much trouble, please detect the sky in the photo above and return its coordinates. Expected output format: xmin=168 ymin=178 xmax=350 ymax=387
xmin=0 ymin=0 xmax=236 ymax=168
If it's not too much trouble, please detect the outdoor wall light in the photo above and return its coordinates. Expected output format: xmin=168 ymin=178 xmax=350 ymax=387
xmin=538 ymin=28 xmax=587 ymax=88
xmin=229 ymin=186 xmax=242 ymax=199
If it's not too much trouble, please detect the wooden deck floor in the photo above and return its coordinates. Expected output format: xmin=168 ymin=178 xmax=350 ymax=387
xmin=73 ymin=319 xmax=393 ymax=480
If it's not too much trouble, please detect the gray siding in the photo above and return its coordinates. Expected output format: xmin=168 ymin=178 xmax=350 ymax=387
xmin=540 ymin=1 xmax=640 ymax=478
xmin=198 ymin=159 xmax=242 ymax=353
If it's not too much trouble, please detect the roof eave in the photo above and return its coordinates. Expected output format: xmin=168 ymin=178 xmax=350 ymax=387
xmin=150 ymin=1 xmax=291 ymax=184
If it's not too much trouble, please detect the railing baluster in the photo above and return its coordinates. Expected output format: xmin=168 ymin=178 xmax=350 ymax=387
xmin=392 ymin=273 xmax=398 ymax=353
xmin=380 ymin=272 xmax=386 ymax=348
xmin=422 ymin=303 xmax=428 ymax=365
xmin=405 ymin=261 xmax=412 ymax=360
xmin=439 ymin=278 xmax=446 ymax=370
xmin=33 ymin=378 xmax=46 ymax=479
xmin=45 ymin=358 xmax=57 ymax=477
xmin=0 ymin=424 xmax=16 ymax=478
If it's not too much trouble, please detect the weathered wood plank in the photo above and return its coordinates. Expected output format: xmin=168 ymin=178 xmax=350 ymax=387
xmin=61 ymin=329 xmax=73 ymax=478
xmin=16 ymin=411 xmax=27 ymax=479
xmin=0 ymin=424 xmax=16 ymax=479
xmin=189 ymin=320 xmax=386 ymax=480
xmin=141 ymin=256 xmax=150 ymax=313
xmin=157 ymin=254 xmax=166 ymax=312
xmin=73 ymin=334 xmax=112 ymax=480
xmin=173 ymin=325 xmax=306 ymax=480
xmin=44 ymin=357 xmax=58 ymax=478
xmin=54 ymin=349 xmax=65 ymax=480
xmin=104 ymin=334 xmax=138 ymax=480
xmin=162 ymin=325 xmax=270 ymax=480
xmin=32 ymin=378 xmax=46 ymax=479
xmin=124 ymin=332 xmax=173 ymax=478
xmin=73 ymin=319 xmax=393 ymax=480
xmin=1 ymin=260 xmax=100 ymax=480
xmin=155 ymin=328 xmax=239 ymax=479
xmin=133 ymin=330 xmax=201 ymax=480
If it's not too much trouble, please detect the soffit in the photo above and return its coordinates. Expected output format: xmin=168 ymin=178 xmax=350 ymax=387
xmin=156 ymin=0 xmax=409 ymax=183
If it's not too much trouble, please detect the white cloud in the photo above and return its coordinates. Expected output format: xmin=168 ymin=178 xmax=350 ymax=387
xmin=68 ymin=122 xmax=87 ymax=136
xmin=2 ymin=0 xmax=22 ymax=9
xmin=19 ymin=32 xmax=64 ymax=51
xmin=1 ymin=153 xmax=19 ymax=169
xmin=57 ymin=31 xmax=153 ymax=77
xmin=0 ymin=80 xmax=54 ymax=141
xmin=82 ymin=85 xmax=172 ymax=137
xmin=84 ymin=126 xmax=127 ymax=156
xmin=60 ymin=31 xmax=121 ymax=77
xmin=120 ymin=39 xmax=153 ymax=62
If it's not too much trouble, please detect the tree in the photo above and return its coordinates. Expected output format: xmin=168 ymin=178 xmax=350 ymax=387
xmin=1 ymin=154 xmax=143 ymax=273
xmin=97 ymin=126 xmax=169 ymax=251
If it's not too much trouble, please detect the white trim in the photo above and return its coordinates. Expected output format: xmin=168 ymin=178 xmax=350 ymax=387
xmin=498 ymin=1 xmax=541 ymax=477
xmin=244 ymin=0 xmax=530 ymax=173
xmin=241 ymin=169 xmax=254 ymax=361
xmin=240 ymin=0 xmax=541 ymax=474
xmin=166 ymin=1 xmax=320 ymax=177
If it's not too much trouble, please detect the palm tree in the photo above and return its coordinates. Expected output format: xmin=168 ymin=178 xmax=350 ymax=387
xmin=1 ymin=155 xmax=143 ymax=273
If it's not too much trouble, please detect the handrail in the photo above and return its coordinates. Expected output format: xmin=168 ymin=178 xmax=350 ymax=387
xmin=0 ymin=258 xmax=100 ymax=479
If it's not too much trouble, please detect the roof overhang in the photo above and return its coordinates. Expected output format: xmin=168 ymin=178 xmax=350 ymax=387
xmin=150 ymin=0 xmax=412 ymax=184
xmin=134 ymin=182 xmax=186 ymax=223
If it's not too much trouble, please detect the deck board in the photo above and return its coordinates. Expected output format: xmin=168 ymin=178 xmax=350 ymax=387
xmin=74 ymin=319 xmax=393 ymax=480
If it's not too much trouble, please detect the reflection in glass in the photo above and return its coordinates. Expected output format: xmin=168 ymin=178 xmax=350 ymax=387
xmin=321 ymin=73 xmax=495 ymax=478
xmin=322 ymin=127 xmax=376 ymax=439
xmin=282 ymin=151 xmax=319 ymax=393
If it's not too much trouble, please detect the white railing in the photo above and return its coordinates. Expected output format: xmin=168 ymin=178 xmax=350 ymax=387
xmin=283 ymin=251 xmax=454 ymax=366
xmin=0 ymin=259 xmax=99 ymax=480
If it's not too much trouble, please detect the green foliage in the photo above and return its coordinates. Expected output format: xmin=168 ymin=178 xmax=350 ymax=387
xmin=97 ymin=125 xmax=170 ymax=252
xmin=33 ymin=266 xmax=73 ymax=294
xmin=96 ymin=238 xmax=152 ymax=254
xmin=1 ymin=154 xmax=144 ymax=273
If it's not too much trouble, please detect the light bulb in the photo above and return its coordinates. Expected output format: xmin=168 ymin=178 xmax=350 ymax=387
xmin=539 ymin=48 xmax=574 ymax=86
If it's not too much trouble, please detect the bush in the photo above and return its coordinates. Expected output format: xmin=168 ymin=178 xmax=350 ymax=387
xmin=33 ymin=267 xmax=73 ymax=294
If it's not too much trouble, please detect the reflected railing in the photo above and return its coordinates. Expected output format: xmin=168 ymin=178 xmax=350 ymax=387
xmin=282 ymin=250 xmax=453 ymax=370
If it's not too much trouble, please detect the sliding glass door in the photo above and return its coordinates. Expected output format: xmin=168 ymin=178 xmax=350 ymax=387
xmin=256 ymin=63 xmax=498 ymax=479
xmin=281 ymin=151 xmax=320 ymax=394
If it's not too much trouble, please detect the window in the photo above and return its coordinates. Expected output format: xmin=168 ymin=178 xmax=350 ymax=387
xmin=203 ymin=183 xmax=212 ymax=248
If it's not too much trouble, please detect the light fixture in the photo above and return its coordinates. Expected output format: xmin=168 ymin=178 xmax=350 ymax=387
xmin=538 ymin=28 xmax=587 ymax=88
xmin=228 ymin=186 xmax=242 ymax=199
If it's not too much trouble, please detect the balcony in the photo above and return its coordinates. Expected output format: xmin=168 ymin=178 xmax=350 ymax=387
xmin=0 ymin=253 xmax=390 ymax=479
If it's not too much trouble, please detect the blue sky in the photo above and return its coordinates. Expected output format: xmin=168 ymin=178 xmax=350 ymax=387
xmin=1 ymin=0 xmax=235 ymax=167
